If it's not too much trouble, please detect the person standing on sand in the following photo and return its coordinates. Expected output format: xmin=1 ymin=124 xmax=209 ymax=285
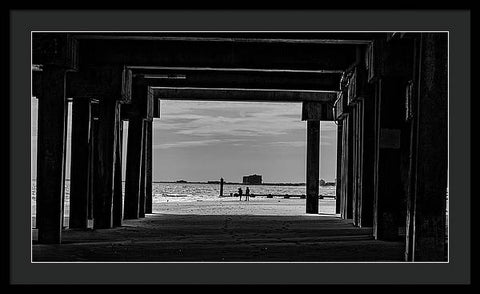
xmin=238 ymin=187 xmax=243 ymax=201
xmin=245 ymin=187 xmax=250 ymax=201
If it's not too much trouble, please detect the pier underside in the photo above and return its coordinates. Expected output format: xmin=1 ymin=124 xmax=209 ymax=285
xmin=32 ymin=32 xmax=448 ymax=262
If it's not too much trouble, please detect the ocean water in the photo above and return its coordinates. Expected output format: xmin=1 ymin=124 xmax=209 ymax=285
xmin=31 ymin=181 xmax=336 ymax=216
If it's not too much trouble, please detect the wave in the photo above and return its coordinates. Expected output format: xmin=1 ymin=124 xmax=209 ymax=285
xmin=161 ymin=193 xmax=194 ymax=198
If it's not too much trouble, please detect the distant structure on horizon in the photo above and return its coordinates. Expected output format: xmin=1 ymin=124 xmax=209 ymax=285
xmin=243 ymin=174 xmax=262 ymax=185
xmin=319 ymin=179 xmax=335 ymax=186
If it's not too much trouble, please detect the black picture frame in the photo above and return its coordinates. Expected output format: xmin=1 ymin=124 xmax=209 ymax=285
xmin=8 ymin=9 xmax=470 ymax=285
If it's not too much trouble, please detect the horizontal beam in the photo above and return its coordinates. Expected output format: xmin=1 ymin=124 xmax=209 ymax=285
xmin=128 ymin=66 xmax=343 ymax=74
xmin=73 ymin=34 xmax=374 ymax=45
xmin=32 ymin=33 xmax=79 ymax=69
xmin=76 ymin=37 xmax=358 ymax=71
xmin=152 ymin=87 xmax=338 ymax=102
xmin=137 ymin=69 xmax=341 ymax=91
xmin=66 ymin=67 xmax=132 ymax=102
xmin=33 ymin=67 xmax=132 ymax=103
xmin=302 ymin=101 xmax=335 ymax=121
xmin=33 ymin=67 xmax=341 ymax=98
xmin=121 ymin=82 xmax=154 ymax=120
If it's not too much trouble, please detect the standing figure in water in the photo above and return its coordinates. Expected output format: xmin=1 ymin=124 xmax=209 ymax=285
xmin=245 ymin=187 xmax=250 ymax=201
xmin=238 ymin=187 xmax=243 ymax=201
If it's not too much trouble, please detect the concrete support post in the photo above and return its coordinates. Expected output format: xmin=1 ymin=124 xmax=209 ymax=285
xmin=69 ymin=98 xmax=91 ymax=229
xmin=373 ymin=77 xmax=406 ymax=240
xmin=88 ymin=115 xmax=98 ymax=222
xmin=306 ymin=120 xmax=320 ymax=214
xmin=335 ymin=121 xmax=343 ymax=214
xmin=352 ymin=105 xmax=359 ymax=225
xmin=407 ymin=33 xmax=448 ymax=261
xmin=353 ymin=101 xmax=365 ymax=226
xmin=347 ymin=114 xmax=354 ymax=220
xmin=139 ymin=121 xmax=147 ymax=218
xmin=112 ymin=114 xmax=123 ymax=227
xmin=124 ymin=117 xmax=144 ymax=219
xmin=345 ymin=114 xmax=354 ymax=219
xmin=220 ymin=178 xmax=224 ymax=197
xmin=342 ymin=114 xmax=354 ymax=220
xmin=301 ymin=101 xmax=331 ymax=214
xmin=145 ymin=121 xmax=153 ymax=214
xmin=92 ymin=99 xmax=120 ymax=229
xmin=340 ymin=116 xmax=348 ymax=218
xmin=36 ymin=67 xmax=68 ymax=244
xmin=359 ymin=97 xmax=375 ymax=227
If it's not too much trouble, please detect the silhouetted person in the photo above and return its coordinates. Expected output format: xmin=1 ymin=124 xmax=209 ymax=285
xmin=238 ymin=187 xmax=243 ymax=201
xmin=245 ymin=187 xmax=250 ymax=201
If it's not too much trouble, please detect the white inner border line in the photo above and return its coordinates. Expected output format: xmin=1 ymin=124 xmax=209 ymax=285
xmin=30 ymin=30 xmax=450 ymax=265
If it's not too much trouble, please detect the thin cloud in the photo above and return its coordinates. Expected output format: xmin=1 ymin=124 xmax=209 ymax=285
xmin=269 ymin=141 xmax=305 ymax=148
xmin=154 ymin=101 xmax=305 ymax=138
xmin=153 ymin=138 xmax=248 ymax=149
xmin=154 ymin=139 xmax=222 ymax=149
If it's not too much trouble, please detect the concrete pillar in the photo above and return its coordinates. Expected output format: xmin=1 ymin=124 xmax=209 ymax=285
xmin=112 ymin=114 xmax=123 ymax=227
xmin=407 ymin=33 xmax=448 ymax=261
xmin=359 ymin=96 xmax=375 ymax=227
xmin=69 ymin=98 xmax=91 ymax=229
xmin=139 ymin=121 xmax=147 ymax=218
xmin=373 ymin=81 xmax=381 ymax=235
xmin=340 ymin=117 xmax=347 ymax=218
xmin=355 ymin=103 xmax=363 ymax=226
xmin=88 ymin=115 xmax=98 ymax=222
xmin=60 ymin=101 xmax=69 ymax=230
xmin=342 ymin=114 xmax=354 ymax=220
xmin=92 ymin=99 xmax=120 ymax=229
xmin=335 ymin=122 xmax=343 ymax=214
xmin=354 ymin=101 xmax=365 ymax=226
xmin=302 ymin=102 xmax=330 ymax=214
xmin=373 ymin=77 xmax=406 ymax=240
xmin=306 ymin=120 xmax=320 ymax=214
xmin=124 ymin=117 xmax=144 ymax=219
xmin=371 ymin=37 xmax=416 ymax=240
xmin=220 ymin=178 xmax=224 ymax=197
xmin=145 ymin=121 xmax=153 ymax=214
xmin=352 ymin=105 xmax=359 ymax=225
xmin=36 ymin=67 xmax=68 ymax=244
xmin=347 ymin=114 xmax=354 ymax=220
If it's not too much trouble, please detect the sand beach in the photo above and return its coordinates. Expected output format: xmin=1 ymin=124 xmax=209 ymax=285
xmin=32 ymin=198 xmax=404 ymax=262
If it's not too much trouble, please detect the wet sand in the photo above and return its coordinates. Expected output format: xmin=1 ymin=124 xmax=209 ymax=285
xmin=32 ymin=198 xmax=404 ymax=262
xmin=153 ymin=197 xmax=336 ymax=216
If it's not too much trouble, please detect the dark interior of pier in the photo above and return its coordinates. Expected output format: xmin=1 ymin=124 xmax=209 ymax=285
xmin=32 ymin=32 xmax=448 ymax=262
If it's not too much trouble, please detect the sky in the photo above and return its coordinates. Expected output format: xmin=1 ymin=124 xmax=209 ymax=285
xmin=31 ymin=98 xmax=338 ymax=183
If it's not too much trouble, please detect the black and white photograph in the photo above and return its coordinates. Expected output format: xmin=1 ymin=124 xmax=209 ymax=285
xmin=30 ymin=30 xmax=448 ymax=262
xmin=7 ymin=9 xmax=470 ymax=285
